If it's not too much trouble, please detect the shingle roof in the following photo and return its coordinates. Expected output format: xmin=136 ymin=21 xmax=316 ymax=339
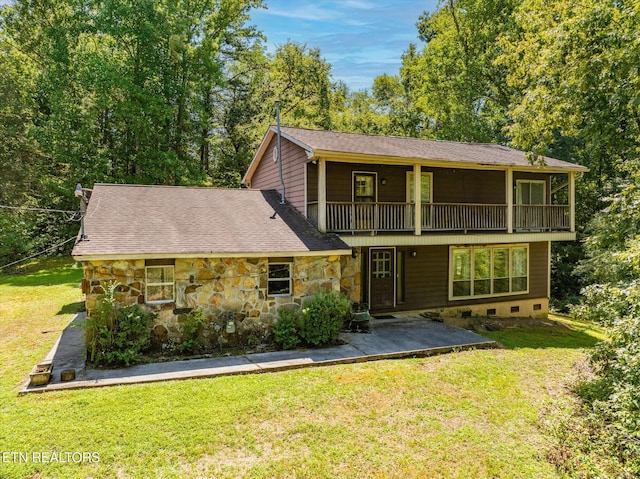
xmin=244 ymin=126 xmax=587 ymax=184
xmin=71 ymin=184 xmax=350 ymax=258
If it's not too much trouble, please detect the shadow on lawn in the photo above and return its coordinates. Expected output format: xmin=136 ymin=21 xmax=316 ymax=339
xmin=57 ymin=301 xmax=85 ymax=315
xmin=0 ymin=261 xmax=82 ymax=288
xmin=480 ymin=325 xmax=602 ymax=349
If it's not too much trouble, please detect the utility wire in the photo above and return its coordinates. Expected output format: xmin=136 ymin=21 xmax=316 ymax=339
xmin=0 ymin=205 xmax=77 ymax=214
xmin=0 ymin=236 xmax=77 ymax=271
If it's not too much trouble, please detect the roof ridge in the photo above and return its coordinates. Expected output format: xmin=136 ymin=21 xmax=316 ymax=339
xmin=93 ymin=183 xmax=253 ymax=192
xmin=277 ymin=126 xmax=519 ymax=150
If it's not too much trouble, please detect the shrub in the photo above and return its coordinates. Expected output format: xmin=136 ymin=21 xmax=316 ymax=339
xmin=85 ymin=283 xmax=156 ymax=367
xmin=178 ymin=308 xmax=206 ymax=354
xmin=298 ymin=290 xmax=350 ymax=347
xmin=273 ymin=307 xmax=301 ymax=350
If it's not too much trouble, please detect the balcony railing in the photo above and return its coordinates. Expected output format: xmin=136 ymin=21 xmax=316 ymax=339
xmin=514 ymin=205 xmax=570 ymax=231
xmin=319 ymin=202 xmax=415 ymax=233
xmin=425 ymin=203 xmax=506 ymax=231
xmin=308 ymin=202 xmax=571 ymax=234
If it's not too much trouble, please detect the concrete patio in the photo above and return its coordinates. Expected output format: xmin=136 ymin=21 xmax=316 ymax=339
xmin=21 ymin=313 xmax=497 ymax=393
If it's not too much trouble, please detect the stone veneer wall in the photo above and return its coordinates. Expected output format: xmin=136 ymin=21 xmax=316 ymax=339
xmin=82 ymin=254 xmax=353 ymax=344
xmin=339 ymin=248 xmax=362 ymax=303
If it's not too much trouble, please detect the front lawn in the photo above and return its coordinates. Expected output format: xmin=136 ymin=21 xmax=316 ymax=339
xmin=0 ymin=259 xmax=604 ymax=478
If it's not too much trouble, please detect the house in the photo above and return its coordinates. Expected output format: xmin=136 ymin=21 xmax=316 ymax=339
xmin=243 ymin=126 xmax=587 ymax=317
xmin=72 ymin=126 xmax=587 ymax=342
xmin=71 ymin=186 xmax=352 ymax=342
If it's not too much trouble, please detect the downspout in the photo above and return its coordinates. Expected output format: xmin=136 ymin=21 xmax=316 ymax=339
xmin=275 ymin=100 xmax=285 ymax=204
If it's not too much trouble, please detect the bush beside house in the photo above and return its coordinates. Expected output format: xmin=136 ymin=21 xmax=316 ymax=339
xmin=86 ymin=285 xmax=353 ymax=366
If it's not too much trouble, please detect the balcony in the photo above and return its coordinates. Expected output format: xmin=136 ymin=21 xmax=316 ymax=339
xmin=307 ymin=202 xmax=570 ymax=234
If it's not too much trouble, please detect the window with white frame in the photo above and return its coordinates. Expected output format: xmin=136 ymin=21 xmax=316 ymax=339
xmin=450 ymin=245 xmax=529 ymax=299
xmin=145 ymin=264 xmax=175 ymax=303
xmin=516 ymin=180 xmax=546 ymax=205
xmin=406 ymin=171 xmax=433 ymax=203
xmin=268 ymin=262 xmax=292 ymax=296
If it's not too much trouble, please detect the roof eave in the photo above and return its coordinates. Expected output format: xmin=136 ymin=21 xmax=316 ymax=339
xmin=73 ymin=249 xmax=353 ymax=262
xmin=309 ymin=150 xmax=589 ymax=173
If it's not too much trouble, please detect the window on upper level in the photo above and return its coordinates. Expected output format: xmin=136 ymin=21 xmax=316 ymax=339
xmin=516 ymin=180 xmax=546 ymax=205
xmin=406 ymin=171 xmax=433 ymax=203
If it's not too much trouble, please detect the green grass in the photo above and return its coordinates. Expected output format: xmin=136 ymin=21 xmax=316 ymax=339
xmin=0 ymin=259 xmax=605 ymax=478
xmin=481 ymin=314 xmax=606 ymax=349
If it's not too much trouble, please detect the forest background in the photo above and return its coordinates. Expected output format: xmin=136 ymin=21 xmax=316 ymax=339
xmin=3 ymin=1 xmax=640 ymax=472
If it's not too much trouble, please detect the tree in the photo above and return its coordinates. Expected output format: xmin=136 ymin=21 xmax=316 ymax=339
xmin=262 ymin=42 xmax=335 ymax=129
xmin=398 ymin=0 xmax=518 ymax=142
xmin=212 ymin=41 xmax=342 ymax=187
xmin=501 ymin=0 xmax=640 ymax=179
xmin=0 ymin=0 xmax=266 ymax=259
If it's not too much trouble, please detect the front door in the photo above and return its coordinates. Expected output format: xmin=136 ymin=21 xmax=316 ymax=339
xmin=353 ymin=172 xmax=376 ymax=230
xmin=515 ymin=179 xmax=546 ymax=230
xmin=369 ymin=248 xmax=395 ymax=310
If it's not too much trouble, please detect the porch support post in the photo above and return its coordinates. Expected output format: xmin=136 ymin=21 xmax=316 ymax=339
xmin=318 ymin=158 xmax=327 ymax=233
xmin=547 ymin=241 xmax=552 ymax=300
xmin=413 ymin=163 xmax=421 ymax=235
xmin=506 ymin=168 xmax=513 ymax=233
xmin=569 ymin=171 xmax=576 ymax=233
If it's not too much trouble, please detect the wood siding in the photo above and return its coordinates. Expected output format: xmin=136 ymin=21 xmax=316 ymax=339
xmin=250 ymin=136 xmax=308 ymax=214
xmin=432 ymin=169 xmax=505 ymax=204
xmin=326 ymin=162 xmax=411 ymax=202
xmin=363 ymin=241 xmax=548 ymax=311
xmin=324 ymin=162 xmax=507 ymax=204
xmin=308 ymin=162 xmax=318 ymax=203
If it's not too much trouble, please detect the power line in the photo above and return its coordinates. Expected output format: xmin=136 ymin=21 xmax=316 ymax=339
xmin=0 ymin=205 xmax=77 ymax=214
xmin=0 ymin=236 xmax=78 ymax=271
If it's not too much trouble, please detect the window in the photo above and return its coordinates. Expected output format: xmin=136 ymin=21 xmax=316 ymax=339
xmin=449 ymin=245 xmax=529 ymax=299
xmin=268 ymin=262 xmax=292 ymax=296
xmin=406 ymin=171 xmax=432 ymax=203
xmin=145 ymin=265 xmax=175 ymax=303
xmin=353 ymin=173 xmax=376 ymax=203
xmin=516 ymin=180 xmax=545 ymax=205
xmin=371 ymin=250 xmax=393 ymax=279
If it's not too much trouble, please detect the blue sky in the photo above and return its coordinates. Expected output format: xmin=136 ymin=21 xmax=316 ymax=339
xmin=251 ymin=0 xmax=440 ymax=91
xmin=0 ymin=0 xmax=440 ymax=91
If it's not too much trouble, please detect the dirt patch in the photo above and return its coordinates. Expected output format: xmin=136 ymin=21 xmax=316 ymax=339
xmin=419 ymin=311 xmax=562 ymax=331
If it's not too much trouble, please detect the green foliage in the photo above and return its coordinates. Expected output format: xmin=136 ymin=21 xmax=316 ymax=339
xmin=178 ymin=308 xmax=206 ymax=354
xmin=273 ymin=307 xmax=302 ymax=350
xmin=568 ymin=179 xmax=640 ymax=473
xmin=0 ymin=0 xmax=267 ymax=259
xmin=298 ymin=290 xmax=350 ymax=347
xmin=84 ymin=283 xmax=156 ymax=366
xmin=396 ymin=0 xmax=518 ymax=142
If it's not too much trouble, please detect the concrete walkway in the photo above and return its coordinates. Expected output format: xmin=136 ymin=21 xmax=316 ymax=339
xmin=21 ymin=313 xmax=497 ymax=393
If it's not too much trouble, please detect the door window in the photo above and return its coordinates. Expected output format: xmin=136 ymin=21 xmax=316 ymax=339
xmin=516 ymin=180 xmax=545 ymax=205
xmin=407 ymin=171 xmax=432 ymax=203
xmin=372 ymin=250 xmax=392 ymax=278
xmin=354 ymin=174 xmax=376 ymax=203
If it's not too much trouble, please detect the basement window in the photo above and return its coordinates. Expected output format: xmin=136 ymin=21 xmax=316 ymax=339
xmin=145 ymin=261 xmax=175 ymax=303
xmin=268 ymin=262 xmax=292 ymax=297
